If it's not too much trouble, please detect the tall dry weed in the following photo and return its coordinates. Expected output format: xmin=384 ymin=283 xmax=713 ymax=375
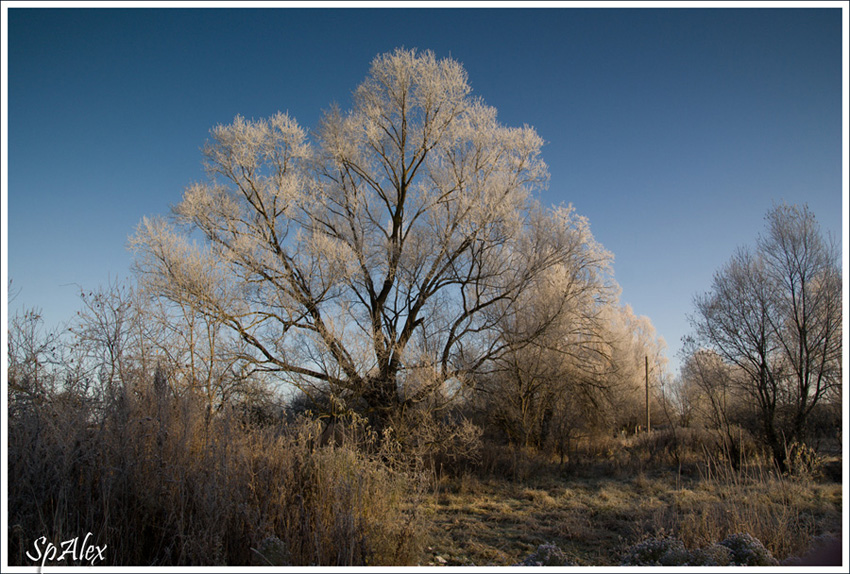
xmin=641 ymin=447 xmax=833 ymax=560
xmin=7 ymin=375 xmax=425 ymax=566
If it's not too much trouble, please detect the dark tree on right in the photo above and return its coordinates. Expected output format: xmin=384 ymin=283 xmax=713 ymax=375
xmin=689 ymin=203 xmax=842 ymax=470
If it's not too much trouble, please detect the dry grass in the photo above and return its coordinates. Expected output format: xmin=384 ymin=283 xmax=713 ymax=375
xmin=7 ymin=380 xmax=841 ymax=567
xmin=419 ymin=437 xmax=843 ymax=566
xmin=7 ymin=383 xmax=426 ymax=566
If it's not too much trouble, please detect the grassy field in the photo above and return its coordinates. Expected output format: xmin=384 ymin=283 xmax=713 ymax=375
xmin=7 ymin=386 xmax=842 ymax=567
xmin=418 ymin=452 xmax=843 ymax=566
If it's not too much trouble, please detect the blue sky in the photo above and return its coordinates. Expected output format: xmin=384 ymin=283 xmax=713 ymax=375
xmin=3 ymin=4 xmax=846 ymax=376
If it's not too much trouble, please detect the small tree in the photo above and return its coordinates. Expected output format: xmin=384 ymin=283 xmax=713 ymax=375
xmin=689 ymin=203 xmax=841 ymax=469
xmin=677 ymin=342 xmax=755 ymax=465
xmin=758 ymin=204 xmax=843 ymax=442
xmin=132 ymin=48 xmax=596 ymax=426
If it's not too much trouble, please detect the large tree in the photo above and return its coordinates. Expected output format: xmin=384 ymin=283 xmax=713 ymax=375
xmin=690 ymin=203 xmax=841 ymax=468
xmin=132 ymin=49 xmax=598 ymax=423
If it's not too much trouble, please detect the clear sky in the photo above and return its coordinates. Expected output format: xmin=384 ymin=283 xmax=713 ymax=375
xmin=3 ymin=3 xmax=847 ymax=376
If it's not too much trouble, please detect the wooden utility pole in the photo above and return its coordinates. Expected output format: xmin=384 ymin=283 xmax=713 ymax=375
xmin=645 ymin=355 xmax=651 ymax=433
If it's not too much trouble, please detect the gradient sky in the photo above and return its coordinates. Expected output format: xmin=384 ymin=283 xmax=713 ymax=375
xmin=3 ymin=5 xmax=846 ymax=376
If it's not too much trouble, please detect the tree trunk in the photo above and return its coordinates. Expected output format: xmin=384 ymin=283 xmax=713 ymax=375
xmin=763 ymin=418 xmax=787 ymax=473
xmin=362 ymin=372 xmax=400 ymax=428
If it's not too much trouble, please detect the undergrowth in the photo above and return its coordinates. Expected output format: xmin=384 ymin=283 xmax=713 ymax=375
xmin=7 ymin=382 xmax=425 ymax=566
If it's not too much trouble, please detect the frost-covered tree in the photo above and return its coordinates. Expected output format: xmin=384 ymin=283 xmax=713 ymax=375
xmin=758 ymin=204 xmax=843 ymax=440
xmin=690 ymin=203 xmax=841 ymax=468
xmin=131 ymin=48 xmax=599 ymax=423
xmin=600 ymin=303 xmax=669 ymax=433
xmin=474 ymin=211 xmax=616 ymax=448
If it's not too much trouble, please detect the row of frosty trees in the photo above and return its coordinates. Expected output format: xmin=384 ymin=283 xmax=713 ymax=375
xmin=10 ymin=49 xmax=842 ymax=473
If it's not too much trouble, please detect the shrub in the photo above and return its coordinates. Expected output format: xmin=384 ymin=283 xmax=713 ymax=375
xmin=785 ymin=442 xmax=823 ymax=479
xmin=517 ymin=543 xmax=577 ymax=566
xmin=388 ymin=408 xmax=483 ymax=478
xmin=621 ymin=533 xmax=778 ymax=566
xmin=718 ymin=532 xmax=779 ymax=566
xmin=687 ymin=544 xmax=733 ymax=566
xmin=620 ymin=537 xmax=691 ymax=566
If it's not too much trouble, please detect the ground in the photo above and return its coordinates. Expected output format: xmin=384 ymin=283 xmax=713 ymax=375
xmin=418 ymin=461 xmax=843 ymax=566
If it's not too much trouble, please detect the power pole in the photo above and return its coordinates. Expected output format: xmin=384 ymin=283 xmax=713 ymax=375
xmin=645 ymin=355 xmax=651 ymax=433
